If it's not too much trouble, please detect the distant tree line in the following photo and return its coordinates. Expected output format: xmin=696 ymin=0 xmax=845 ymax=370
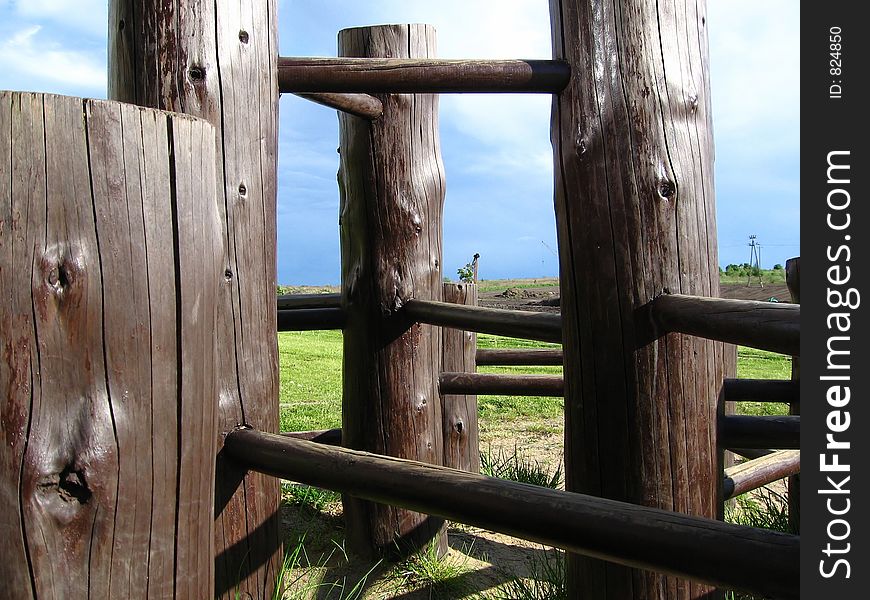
xmin=719 ymin=263 xmax=784 ymax=277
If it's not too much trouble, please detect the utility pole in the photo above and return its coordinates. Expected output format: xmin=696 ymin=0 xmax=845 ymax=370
xmin=748 ymin=235 xmax=764 ymax=287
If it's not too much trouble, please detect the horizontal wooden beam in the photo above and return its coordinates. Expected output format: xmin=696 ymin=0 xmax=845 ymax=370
xmin=729 ymin=448 xmax=776 ymax=461
xmin=476 ymin=348 xmax=563 ymax=366
xmin=720 ymin=416 xmax=800 ymax=449
xmin=223 ymin=429 xmax=798 ymax=599
xmin=280 ymin=428 xmax=342 ymax=446
xmin=276 ymin=308 xmax=345 ymax=331
xmin=651 ymin=294 xmax=800 ymax=356
xmin=278 ymin=57 xmax=571 ymax=94
xmin=404 ymin=300 xmax=562 ymax=343
xmin=276 ymin=293 xmax=341 ymax=310
xmin=724 ymin=379 xmax=799 ymax=405
xmin=724 ymin=450 xmax=800 ymax=500
xmin=439 ymin=372 xmax=563 ymax=397
xmin=294 ymin=92 xmax=383 ymax=120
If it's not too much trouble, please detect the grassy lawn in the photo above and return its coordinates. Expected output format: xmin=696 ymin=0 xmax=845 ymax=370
xmin=277 ymin=331 xmax=791 ymax=430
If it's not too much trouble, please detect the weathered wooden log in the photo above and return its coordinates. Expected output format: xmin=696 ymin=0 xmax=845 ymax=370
xmin=278 ymin=57 xmax=571 ymax=93
xmin=0 ymin=92 xmax=221 ymax=598
xmin=338 ymin=24 xmax=446 ymax=558
xmin=786 ymin=257 xmax=800 ymax=532
xmin=720 ymin=416 xmax=800 ymax=449
xmin=281 ymin=429 xmax=343 ymax=446
xmin=723 ymin=379 xmax=800 ymax=405
xmin=723 ymin=451 xmax=800 ymax=500
xmin=277 ymin=292 xmax=341 ymax=310
xmin=295 ymin=92 xmax=384 ymax=119
xmin=108 ymin=1 xmax=282 ymax=595
xmin=405 ymin=300 xmax=562 ymax=343
xmin=476 ymin=348 xmax=564 ymax=366
xmin=440 ymin=373 xmax=564 ymax=397
xmin=652 ymin=294 xmax=800 ymax=356
xmin=441 ymin=283 xmax=480 ymax=472
xmin=224 ymin=429 xmax=799 ymax=600
xmin=276 ymin=308 xmax=345 ymax=331
xmin=551 ymin=0 xmax=725 ymax=597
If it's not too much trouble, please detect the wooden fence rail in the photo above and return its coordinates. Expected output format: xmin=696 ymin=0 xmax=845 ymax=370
xmin=278 ymin=57 xmax=571 ymax=93
xmin=276 ymin=308 xmax=345 ymax=331
xmin=224 ymin=429 xmax=799 ymax=600
xmin=723 ymin=379 xmax=799 ymax=404
xmin=720 ymin=416 xmax=800 ymax=449
xmin=404 ymin=300 xmax=562 ymax=343
xmin=277 ymin=293 xmax=342 ymax=310
xmin=651 ymin=294 xmax=800 ymax=356
xmin=723 ymin=451 xmax=800 ymax=500
xmin=439 ymin=372 xmax=564 ymax=397
xmin=295 ymin=92 xmax=384 ymax=120
xmin=476 ymin=348 xmax=563 ymax=366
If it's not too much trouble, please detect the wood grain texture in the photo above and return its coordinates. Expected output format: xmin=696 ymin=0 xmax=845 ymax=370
xmin=108 ymin=1 xmax=282 ymax=595
xmin=652 ymin=294 xmax=800 ymax=356
xmin=404 ymin=299 xmax=562 ymax=343
xmin=338 ymin=24 xmax=446 ymax=558
xmin=0 ymin=91 xmax=220 ymax=599
xmin=225 ymin=429 xmax=800 ymax=600
xmin=440 ymin=283 xmax=479 ymax=473
xmin=295 ymin=93 xmax=384 ymax=120
xmin=278 ymin=57 xmax=571 ymax=93
xmin=476 ymin=348 xmax=563 ymax=366
xmin=439 ymin=373 xmax=564 ymax=397
xmin=723 ymin=450 xmax=800 ymax=500
xmin=550 ymin=0 xmax=724 ymax=596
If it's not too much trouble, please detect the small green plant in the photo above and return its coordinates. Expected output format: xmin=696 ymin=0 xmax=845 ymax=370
xmin=498 ymin=548 xmax=566 ymax=600
xmin=392 ymin=541 xmax=473 ymax=599
xmin=480 ymin=446 xmax=563 ymax=489
xmin=457 ymin=262 xmax=475 ymax=283
xmin=281 ymin=482 xmax=340 ymax=512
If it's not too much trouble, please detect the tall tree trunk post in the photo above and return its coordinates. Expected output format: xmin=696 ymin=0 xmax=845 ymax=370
xmin=338 ymin=24 xmax=447 ymax=558
xmin=108 ymin=2 xmax=281 ymax=597
xmin=0 ymin=92 xmax=221 ymax=598
xmin=550 ymin=1 xmax=724 ymax=598
xmin=441 ymin=282 xmax=479 ymax=473
xmin=785 ymin=257 xmax=800 ymax=532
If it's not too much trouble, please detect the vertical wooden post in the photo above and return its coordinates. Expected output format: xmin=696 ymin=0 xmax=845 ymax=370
xmin=550 ymin=1 xmax=723 ymax=598
xmin=108 ymin=1 xmax=281 ymax=597
xmin=338 ymin=24 xmax=447 ymax=558
xmin=785 ymin=257 xmax=800 ymax=532
xmin=441 ymin=283 xmax=479 ymax=473
xmin=0 ymin=92 xmax=221 ymax=598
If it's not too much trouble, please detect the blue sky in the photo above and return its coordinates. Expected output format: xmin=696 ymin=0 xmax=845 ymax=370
xmin=0 ymin=0 xmax=799 ymax=284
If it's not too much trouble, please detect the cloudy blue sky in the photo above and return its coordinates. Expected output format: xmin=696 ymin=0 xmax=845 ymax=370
xmin=0 ymin=0 xmax=799 ymax=284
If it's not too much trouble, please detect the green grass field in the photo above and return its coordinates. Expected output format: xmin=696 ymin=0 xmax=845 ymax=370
xmin=277 ymin=332 xmax=791 ymax=431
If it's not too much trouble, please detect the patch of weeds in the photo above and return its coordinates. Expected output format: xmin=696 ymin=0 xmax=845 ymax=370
xmin=723 ymin=487 xmax=794 ymax=599
xmin=480 ymin=446 xmax=563 ymax=489
xmin=498 ymin=548 xmax=566 ymax=600
xmin=281 ymin=482 xmax=341 ymax=513
xmin=274 ymin=536 xmax=381 ymax=600
xmin=392 ymin=541 xmax=474 ymax=599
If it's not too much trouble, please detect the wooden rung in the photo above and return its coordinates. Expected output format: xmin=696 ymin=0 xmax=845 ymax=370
xmin=276 ymin=308 xmax=345 ymax=331
xmin=476 ymin=348 xmax=563 ymax=366
xmin=278 ymin=57 xmax=571 ymax=94
xmin=404 ymin=299 xmax=562 ymax=343
xmin=224 ymin=429 xmax=798 ymax=600
xmin=719 ymin=415 xmax=800 ymax=449
xmin=294 ymin=92 xmax=383 ymax=120
xmin=651 ymin=294 xmax=799 ymax=356
xmin=439 ymin=372 xmax=563 ymax=397
xmin=277 ymin=293 xmax=341 ymax=310
xmin=723 ymin=450 xmax=800 ymax=500
xmin=724 ymin=378 xmax=799 ymax=404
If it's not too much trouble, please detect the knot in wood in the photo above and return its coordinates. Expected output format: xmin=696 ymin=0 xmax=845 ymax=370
xmin=238 ymin=30 xmax=250 ymax=44
xmin=224 ymin=269 xmax=234 ymax=282
xmin=238 ymin=183 xmax=247 ymax=197
xmin=454 ymin=420 xmax=464 ymax=434
xmin=688 ymin=94 xmax=699 ymax=113
xmin=658 ymin=180 xmax=676 ymax=199
xmin=188 ymin=65 xmax=206 ymax=82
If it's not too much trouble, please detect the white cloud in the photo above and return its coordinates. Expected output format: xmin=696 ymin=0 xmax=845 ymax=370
xmin=0 ymin=25 xmax=106 ymax=92
xmin=12 ymin=0 xmax=108 ymax=37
